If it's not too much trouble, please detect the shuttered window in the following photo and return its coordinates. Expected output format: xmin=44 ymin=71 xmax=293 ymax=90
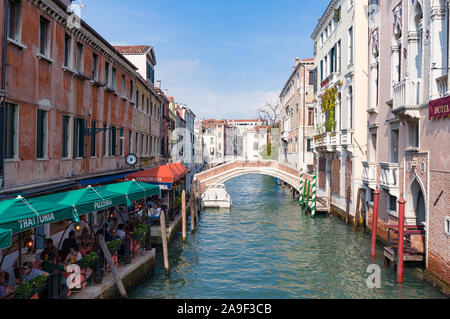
xmin=90 ymin=121 xmax=96 ymax=157
xmin=110 ymin=126 xmax=117 ymax=156
xmin=5 ymin=103 xmax=18 ymax=159
xmin=62 ymin=115 xmax=70 ymax=158
xmin=73 ymin=118 xmax=85 ymax=158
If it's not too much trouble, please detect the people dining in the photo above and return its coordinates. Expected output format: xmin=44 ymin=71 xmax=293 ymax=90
xmin=65 ymin=247 xmax=82 ymax=265
xmin=0 ymin=271 xmax=14 ymax=299
xmin=117 ymin=225 xmax=126 ymax=240
xmin=79 ymin=227 xmax=94 ymax=244
xmin=18 ymin=262 xmax=49 ymax=283
xmin=62 ymin=231 xmax=78 ymax=253
xmin=79 ymin=240 xmax=92 ymax=256
xmin=40 ymin=238 xmax=58 ymax=264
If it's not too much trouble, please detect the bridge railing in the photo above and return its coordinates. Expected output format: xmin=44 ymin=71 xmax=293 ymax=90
xmin=195 ymin=160 xmax=314 ymax=187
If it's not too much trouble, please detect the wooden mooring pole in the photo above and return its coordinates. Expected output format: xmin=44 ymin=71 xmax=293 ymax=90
xmin=98 ymin=235 xmax=128 ymax=298
xmin=189 ymin=189 xmax=197 ymax=225
xmin=371 ymin=189 xmax=380 ymax=258
xmin=354 ymin=188 xmax=362 ymax=232
xmin=182 ymin=190 xmax=187 ymax=243
xmin=345 ymin=187 xmax=351 ymax=227
xmin=191 ymin=190 xmax=196 ymax=234
xmin=160 ymin=210 xmax=170 ymax=275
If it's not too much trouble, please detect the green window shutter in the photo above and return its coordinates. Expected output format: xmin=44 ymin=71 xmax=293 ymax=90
xmin=5 ymin=104 xmax=16 ymax=159
xmin=36 ymin=110 xmax=44 ymax=158
xmin=62 ymin=115 xmax=68 ymax=158
xmin=90 ymin=121 xmax=96 ymax=157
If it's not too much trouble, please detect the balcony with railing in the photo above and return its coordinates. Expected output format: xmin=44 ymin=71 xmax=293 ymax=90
xmin=362 ymin=161 xmax=377 ymax=189
xmin=340 ymin=130 xmax=353 ymax=148
xmin=392 ymin=78 xmax=421 ymax=114
xmin=380 ymin=162 xmax=400 ymax=197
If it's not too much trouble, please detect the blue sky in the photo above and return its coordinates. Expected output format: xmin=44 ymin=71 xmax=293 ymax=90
xmin=81 ymin=0 xmax=329 ymax=119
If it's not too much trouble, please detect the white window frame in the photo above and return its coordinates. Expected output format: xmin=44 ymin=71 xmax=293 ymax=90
xmin=61 ymin=114 xmax=72 ymax=159
xmin=38 ymin=16 xmax=51 ymax=58
xmin=121 ymin=74 xmax=126 ymax=98
xmin=348 ymin=27 xmax=354 ymax=65
xmin=8 ymin=0 xmax=23 ymax=43
xmin=407 ymin=120 xmax=419 ymax=150
xmin=63 ymin=34 xmax=74 ymax=69
xmin=445 ymin=216 xmax=450 ymax=236
xmin=92 ymin=53 xmax=99 ymax=82
xmin=4 ymin=102 xmax=19 ymax=161
xmin=36 ymin=108 xmax=48 ymax=160
xmin=112 ymin=67 xmax=117 ymax=91
xmin=76 ymin=42 xmax=84 ymax=74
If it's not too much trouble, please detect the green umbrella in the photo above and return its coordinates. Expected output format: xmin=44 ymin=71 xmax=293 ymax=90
xmin=37 ymin=185 xmax=126 ymax=217
xmin=0 ymin=195 xmax=75 ymax=235
xmin=102 ymin=180 xmax=160 ymax=206
xmin=0 ymin=228 xmax=12 ymax=250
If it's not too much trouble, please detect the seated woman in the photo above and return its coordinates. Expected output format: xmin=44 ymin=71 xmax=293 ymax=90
xmin=0 ymin=271 xmax=14 ymax=299
xmin=79 ymin=240 xmax=91 ymax=256
xmin=65 ymin=247 xmax=82 ymax=265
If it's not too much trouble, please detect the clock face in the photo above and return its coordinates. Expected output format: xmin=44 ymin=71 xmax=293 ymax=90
xmin=126 ymin=154 xmax=137 ymax=166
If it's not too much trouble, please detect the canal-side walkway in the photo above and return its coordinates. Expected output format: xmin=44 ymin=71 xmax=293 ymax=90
xmin=70 ymin=249 xmax=156 ymax=299
xmin=151 ymin=212 xmax=183 ymax=244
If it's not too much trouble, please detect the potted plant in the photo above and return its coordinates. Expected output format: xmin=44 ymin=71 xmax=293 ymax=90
xmin=14 ymin=275 xmax=48 ymax=299
xmin=107 ymin=239 xmax=122 ymax=254
xmin=77 ymin=252 xmax=99 ymax=269
xmin=133 ymin=223 xmax=149 ymax=242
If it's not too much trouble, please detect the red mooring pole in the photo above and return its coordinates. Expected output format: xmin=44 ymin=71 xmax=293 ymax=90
xmin=397 ymin=198 xmax=406 ymax=284
xmin=371 ymin=189 xmax=380 ymax=258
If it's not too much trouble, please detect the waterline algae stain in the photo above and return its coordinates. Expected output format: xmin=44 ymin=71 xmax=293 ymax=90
xmin=129 ymin=175 xmax=445 ymax=299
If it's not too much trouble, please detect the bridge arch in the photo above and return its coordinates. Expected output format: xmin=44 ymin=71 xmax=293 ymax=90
xmin=194 ymin=160 xmax=313 ymax=195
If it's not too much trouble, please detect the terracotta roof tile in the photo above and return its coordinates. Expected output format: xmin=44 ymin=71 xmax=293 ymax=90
xmin=114 ymin=45 xmax=152 ymax=55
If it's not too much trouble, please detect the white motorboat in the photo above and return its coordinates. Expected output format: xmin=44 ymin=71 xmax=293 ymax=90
xmin=201 ymin=184 xmax=232 ymax=208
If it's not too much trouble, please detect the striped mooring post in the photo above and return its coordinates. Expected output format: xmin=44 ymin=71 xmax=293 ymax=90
xmin=304 ymin=180 xmax=311 ymax=210
xmin=301 ymin=179 xmax=308 ymax=207
xmin=311 ymin=171 xmax=317 ymax=218
xmin=298 ymin=169 xmax=304 ymax=206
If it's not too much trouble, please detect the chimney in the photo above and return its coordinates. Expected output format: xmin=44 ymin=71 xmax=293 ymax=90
xmin=296 ymin=57 xmax=300 ymax=65
xmin=156 ymin=80 xmax=161 ymax=89
xmin=164 ymin=89 xmax=168 ymax=96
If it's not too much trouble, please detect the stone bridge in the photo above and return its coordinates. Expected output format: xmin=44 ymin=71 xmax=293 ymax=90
xmin=194 ymin=160 xmax=313 ymax=194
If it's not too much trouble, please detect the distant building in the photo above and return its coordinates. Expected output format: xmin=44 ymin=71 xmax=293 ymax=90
xmin=279 ymin=57 xmax=315 ymax=171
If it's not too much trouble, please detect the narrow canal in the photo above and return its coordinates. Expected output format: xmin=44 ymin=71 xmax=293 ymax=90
xmin=130 ymin=175 xmax=445 ymax=299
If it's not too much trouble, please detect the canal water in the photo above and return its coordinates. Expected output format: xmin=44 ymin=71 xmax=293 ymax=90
xmin=130 ymin=175 xmax=445 ymax=299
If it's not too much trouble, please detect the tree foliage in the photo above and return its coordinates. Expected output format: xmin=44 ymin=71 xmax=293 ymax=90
xmin=321 ymin=87 xmax=337 ymax=132
xmin=259 ymin=102 xmax=280 ymax=127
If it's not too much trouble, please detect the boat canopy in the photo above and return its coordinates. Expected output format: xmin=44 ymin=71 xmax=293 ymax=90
xmin=0 ymin=180 xmax=159 ymax=249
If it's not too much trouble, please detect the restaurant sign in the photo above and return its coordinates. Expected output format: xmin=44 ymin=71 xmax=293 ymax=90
xmin=18 ymin=213 xmax=55 ymax=231
xmin=429 ymin=96 xmax=450 ymax=119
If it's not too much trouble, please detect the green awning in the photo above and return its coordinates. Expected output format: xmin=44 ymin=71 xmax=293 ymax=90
xmin=102 ymin=180 xmax=160 ymax=206
xmin=37 ymin=186 xmax=126 ymax=217
xmin=0 ymin=196 xmax=75 ymax=235
xmin=0 ymin=181 xmax=160 ymax=249
xmin=0 ymin=228 xmax=12 ymax=250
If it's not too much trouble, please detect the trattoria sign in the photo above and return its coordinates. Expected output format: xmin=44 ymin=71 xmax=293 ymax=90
xmin=429 ymin=96 xmax=450 ymax=119
xmin=18 ymin=213 xmax=55 ymax=231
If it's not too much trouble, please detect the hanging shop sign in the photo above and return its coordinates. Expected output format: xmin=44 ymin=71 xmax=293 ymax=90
xmin=429 ymin=96 xmax=450 ymax=119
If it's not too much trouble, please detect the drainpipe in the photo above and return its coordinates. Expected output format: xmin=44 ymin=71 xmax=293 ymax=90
xmin=0 ymin=0 xmax=9 ymax=189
